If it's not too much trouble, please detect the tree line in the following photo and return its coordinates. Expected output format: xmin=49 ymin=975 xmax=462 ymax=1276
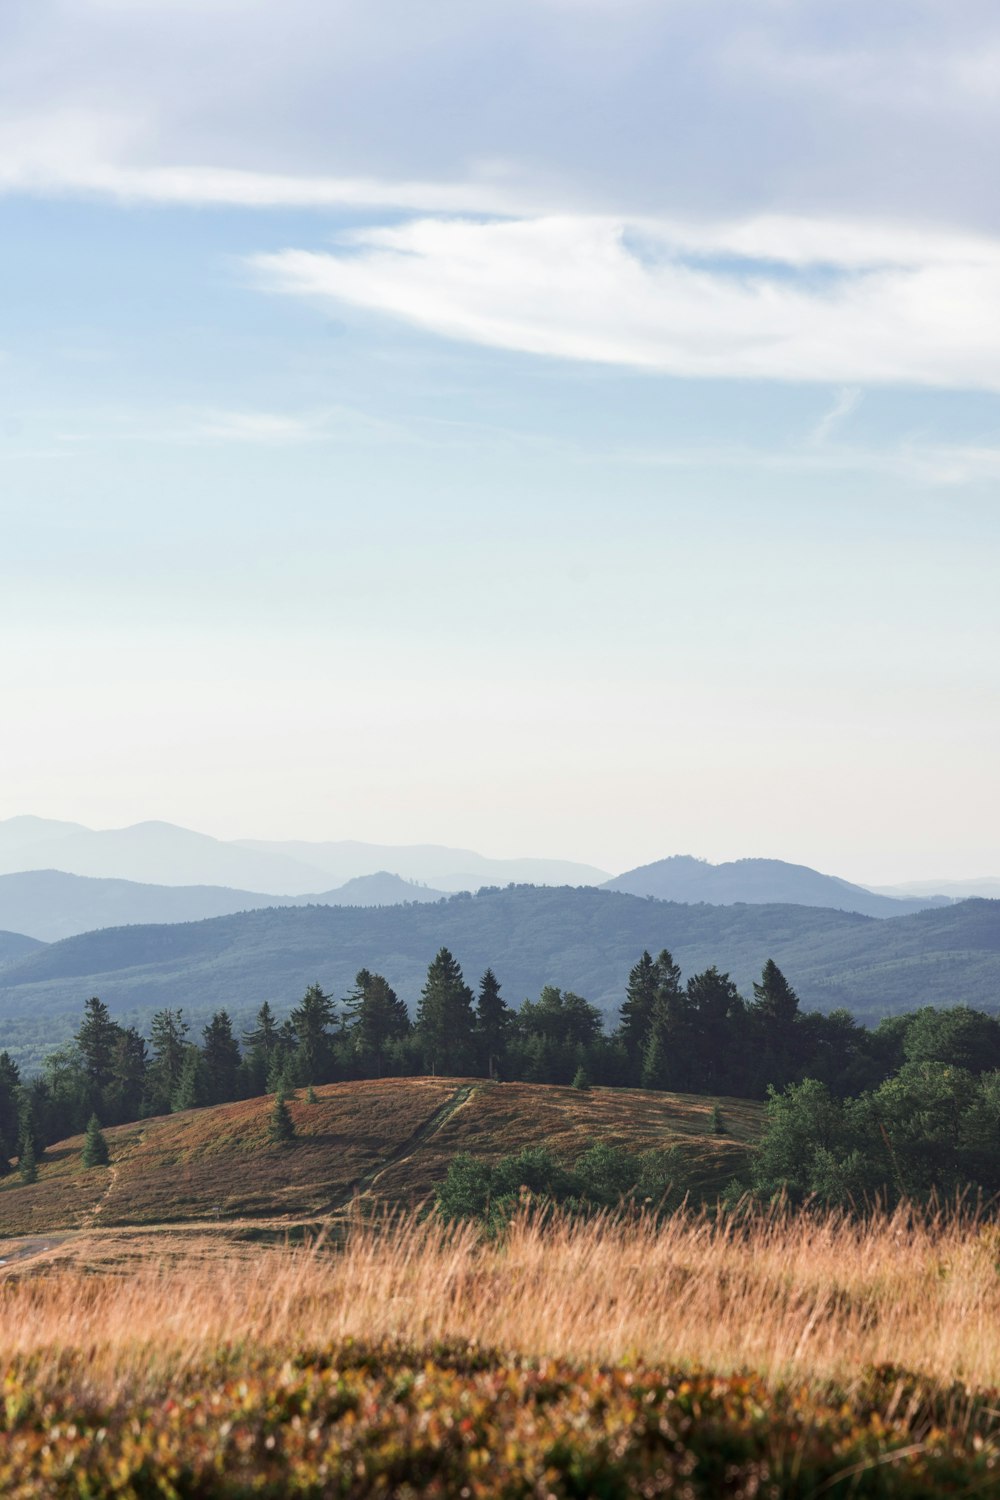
xmin=2 ymin=944 xmax=999 ymax=1180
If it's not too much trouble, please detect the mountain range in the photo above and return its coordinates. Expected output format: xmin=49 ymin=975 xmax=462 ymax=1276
xmin=1 ymin=887 xmax=998 ymax=1072
xmin=0 ymin=817 xmax=608 ymax=895
xmin=0 ymin=869 xmax=448 ymax=944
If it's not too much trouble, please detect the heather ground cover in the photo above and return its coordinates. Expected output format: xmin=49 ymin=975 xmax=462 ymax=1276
xmin=1 ymin=1204 xmax=998 ymax=1495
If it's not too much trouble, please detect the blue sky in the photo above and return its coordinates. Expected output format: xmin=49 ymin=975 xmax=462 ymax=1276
xmin=1 ymin=0 xmax=999 ymax=881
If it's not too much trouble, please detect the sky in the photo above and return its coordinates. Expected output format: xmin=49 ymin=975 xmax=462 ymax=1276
xmin=1 ymin=0 xmax=998 ymax=884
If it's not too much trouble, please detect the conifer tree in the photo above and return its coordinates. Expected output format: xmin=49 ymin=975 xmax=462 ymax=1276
xmin=148 ymin=1009 xmax=189 ymax=1113
xmin=75 ymin=996 xmax=120 ymax=1103
xmin=202 ymin=1011 xmax=241 ymax=1103
xmin=344 ymin=969 xmax=410 ymax=1077
xmin=171 ymin=1046 xmax=208 ymax=1112
xmin=619 ymin=951 xmax=659 ymax=1082
xmin=415 ymin=948 xmax=476 ymax=1076
xmin=0 ymin=1130 xmax=11 ymax=1177
xmin=268 ymin=1087 xmax=296 ymax=1145
xmin=475 ymin=968 xmax=511 ymax=1079
xmin=290 ymin=984 xmax=337 ymax=1085
xmin=18 ymin=1132 xmax=37 ymax=1184
xmin=82 ymin=1112 xmax=110 ymax=1168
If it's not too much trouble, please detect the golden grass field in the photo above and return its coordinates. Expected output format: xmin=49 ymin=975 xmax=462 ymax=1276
xmin=1 ymin=1081 xmax=998 ymax=1493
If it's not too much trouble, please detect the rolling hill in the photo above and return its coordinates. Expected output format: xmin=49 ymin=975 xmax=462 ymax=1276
xmin=0 ymin=929 xmax=45 ymax=967
xmin=0 ymin=1077 xmax=760 ymax=1238
xmin=0 ymin=868 xmax=447 ymax=943
xmin=604 ymin=855 xmax=951 ymax=918
xmin=0 ymin=887 xmax=997 ymax=1069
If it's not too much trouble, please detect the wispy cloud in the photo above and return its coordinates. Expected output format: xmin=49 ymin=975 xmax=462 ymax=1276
xmin=811 ymin=388 xmax=862 ymax=444
xmin=251 ymin=213 xmax=1000 ymax=391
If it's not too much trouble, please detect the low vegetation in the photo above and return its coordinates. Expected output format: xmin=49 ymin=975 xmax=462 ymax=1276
xmin=0 ymin=1205 xmax=998 ymax=1493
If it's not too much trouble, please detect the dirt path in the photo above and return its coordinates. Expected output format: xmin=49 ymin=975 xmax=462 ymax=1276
xmin=328 ymin=1083 xmax=478 ymax=1211
xmin=79 ymin=1122 xmax=151 ymax=1232
xmin=0 ymin=1235 xmax=71 ymax=1270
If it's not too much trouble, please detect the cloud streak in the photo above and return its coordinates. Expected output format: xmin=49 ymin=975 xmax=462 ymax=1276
xmin=251 ymin=213 xmax=1000 ymax=391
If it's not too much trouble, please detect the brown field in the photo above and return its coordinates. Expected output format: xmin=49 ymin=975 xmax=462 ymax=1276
xmin=1 ymin=1203 xmax=999 ymax=1392
xmin=0 ymin=1077 xmax=761 ymax=1239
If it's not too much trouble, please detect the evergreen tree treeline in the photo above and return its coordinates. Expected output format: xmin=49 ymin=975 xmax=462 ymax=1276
xmin=4 ymin=945 xmax=1000 ymax=1164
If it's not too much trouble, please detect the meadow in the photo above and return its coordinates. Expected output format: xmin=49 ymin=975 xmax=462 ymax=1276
xmin=1 ymin=1202 xmax=998 ymax=1494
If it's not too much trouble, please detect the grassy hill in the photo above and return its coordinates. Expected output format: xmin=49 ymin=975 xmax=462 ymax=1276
xmin=0 ymin=887 xmax=998 ymax=1071
xmin=0 ymin=1077 xmax=761 ymax=1238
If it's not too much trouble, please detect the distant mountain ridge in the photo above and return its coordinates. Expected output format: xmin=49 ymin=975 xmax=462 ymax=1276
xmin=0 ymin=869 xmax=448 ymax=943
xmin=1 ymin=887 xmax=997 ymax=1057
xmin=604 ymin=855 xmax=953 ymax=919
xmin=0 ymin=818 xmax=608 ymax=895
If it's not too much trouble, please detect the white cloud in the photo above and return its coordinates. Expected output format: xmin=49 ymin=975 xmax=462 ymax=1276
xmin=811 ymin=387 xmax=862 ymax=444
xmin=251 ymin=213 xmax=1000 ymax=391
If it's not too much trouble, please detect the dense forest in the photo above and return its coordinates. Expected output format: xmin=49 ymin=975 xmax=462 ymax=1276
xmin=2 ymin=946 xmax=999 ymax=1205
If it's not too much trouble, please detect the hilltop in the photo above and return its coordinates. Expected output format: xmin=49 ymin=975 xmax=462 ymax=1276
xmin=0 ymin=1077 xmax=760 ymax=1240
xmin=604 ymin=854 xmax=951 ymax=917
xmin=0 ymin=868 xmax=446 ymax=943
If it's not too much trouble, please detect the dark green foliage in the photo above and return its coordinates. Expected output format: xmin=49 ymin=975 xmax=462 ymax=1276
xmin=201 ymin=1011 xmax=241 ymax=1104
xmin=306 ymin=1084 xmax=318 ymax=1104
xmin=752 ymin=1064 xmax=1000 ymax=1206
xmin=82 ymin=1112 xmax=110 ymax=1168
xmin=436 ymin=1140 xmax=690 ymax=1228
xmin=289 ymin=984 xmax=337 ymax=1084
xmin=171 ymin=1046 xmax=209 ymax=1112
xmin=344 ymin=969 xmax=410 ymax=1077
xmin=147 ymin=1009 xmax=189 ymax=1114
xmin=74 ymin=996 xmax=119 ymax=1099
xmin=619 ymin=950 xmax=660 ymax=1081
xmin=415 ymin=948 xmax=476 ymax=1076
xmin=571 ymin=1064 xmax=590 ymax=1091
xmin=268 ymin=1088 xmax=296 ymax=1145
xmin=475 ymin=968 xmax=511 ymax=1079
xmin=18 ymin=1131 xmax=37 ymax=1184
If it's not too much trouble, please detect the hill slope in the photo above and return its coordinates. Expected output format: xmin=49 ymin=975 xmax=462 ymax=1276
xmin=604 ymin=855 xmax=951 ymax=918
xmin=0 ymin=929 xmax=46 ymax=966
xmin=0 ymin=869 xmax=446 ymax=942
xmin=0 ymin=1078 xmax=760 ymax=1236
xmin=0 ymin=888 xmax=998 ymax=1057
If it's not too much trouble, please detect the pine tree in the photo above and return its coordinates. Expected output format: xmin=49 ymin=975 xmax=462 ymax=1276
xmin=243 ymin=1002 xmax=280 ymax=1064
xmin=344 ymin=970 xmax=410 ymax=1077
xmin=107 ymin=1027 xmax=148 ymax=1124
xmin=0 ymin=1130 xmax=11 ymax=1177
xmin=148 ymin=1009 xmax=189 ymax=1113
xmin=18 ymin=1132 xmax=37 ymax=1184
xmin=753 ymin=960 xmax=800 ymax=1028
xmin=290 ymin=984 xmax=337 ymax=1084
xmin=82 ymin=1112 xmax=110 ymax=1168
xmin=75 ymin=996 xmax=120 ymax=1102
xmin=268 ymin=1088 xmax=296 ymax=1145
xmin=415 ymin=948 xmax=476 ymax=1076
xmin=202 ymin=1011 xmax=241 ymax=1103
xmin=475 ymin=968 xmax=511 ymax=1079
xmin=171 ymin=1047 xmax=208 ymax=1112
xmin=619 ymin=951 xmax=659 ymax=1082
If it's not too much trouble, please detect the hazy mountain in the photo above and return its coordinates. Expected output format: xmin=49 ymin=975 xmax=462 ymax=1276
xmin=871 ymin=878 xmax=1000 ymax=901
xmin=0 ymin=869 xmax=449 ymax=942
xmin=0 ymin=929 xmax=46 ymax=966
xmin=1 ymin=888 xmax=997 ymax=1070
xmin=235 ymin=837 xmax=610 ymax=890
xmin=604 ymin=856 xmax=953 ymax=918
xmin=0 ymin=818 xmax=608 ymax=895
xmin=324 ymin=872 xmax=445 ymax=906
xmin=0 ymin=818 xmax=331 ymax=893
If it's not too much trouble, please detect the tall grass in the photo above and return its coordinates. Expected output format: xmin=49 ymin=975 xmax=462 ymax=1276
xmin=2 ymin=1202 xmax=998 ymax=1399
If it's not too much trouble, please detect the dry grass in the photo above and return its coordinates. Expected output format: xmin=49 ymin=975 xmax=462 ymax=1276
xmin=0 ymin=1078 xmax=762 ymax=1235
xmin=2 ymin=1203 xmax=998 ymax=1401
